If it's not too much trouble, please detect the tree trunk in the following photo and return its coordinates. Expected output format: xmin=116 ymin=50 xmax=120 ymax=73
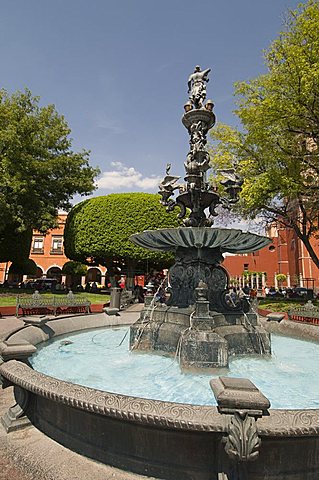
xmin=104 ymin=261 xmax=120 ymax=288
xmin=126 ymin=259 xmax=136 ymax=290
xmin=293 ymin=226 xmax=319 ymax=270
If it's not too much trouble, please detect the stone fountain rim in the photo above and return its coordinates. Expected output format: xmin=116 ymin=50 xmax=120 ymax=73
xmin=1 ymin=358 xmax=319 ymax=438
xmin=130 ymin=226 xmax=272 ymax=254
xmin=1 ymin=316 xmax=319 ymax=438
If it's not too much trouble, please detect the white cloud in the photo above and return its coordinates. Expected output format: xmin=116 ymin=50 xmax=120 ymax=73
xmin=97 ymin=162 xmax=162 ymax=191
xmin=95 ymin=118 xmax=124 ymax=135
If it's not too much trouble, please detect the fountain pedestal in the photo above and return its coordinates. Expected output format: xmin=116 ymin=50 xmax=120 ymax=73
xmin=180 ymin=330 xmax=229 ymax=369
xmin=180 ymin=281 xmax=229 ymax=368
xmin=130 ymin=283 xmax=271 ymax=369
xmin=129 ymin=227 xmax=271 ymax=369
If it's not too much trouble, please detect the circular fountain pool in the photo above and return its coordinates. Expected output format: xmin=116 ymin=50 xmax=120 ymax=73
xmin=30 ymin=326 xmax=319 ymax=409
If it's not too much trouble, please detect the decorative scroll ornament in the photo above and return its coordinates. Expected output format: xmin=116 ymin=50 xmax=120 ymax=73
xmin=158 ymin=163 xmax=181 ymax=209
xmin=225 ymin=411 xmax=261 ymax=462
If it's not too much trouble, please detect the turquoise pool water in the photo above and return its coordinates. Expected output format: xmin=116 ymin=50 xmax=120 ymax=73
xmin=30 ymin=327 xmax=319 ymax=409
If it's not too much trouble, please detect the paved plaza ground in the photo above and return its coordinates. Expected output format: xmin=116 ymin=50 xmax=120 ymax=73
xmin=0 ymin=305 xmax=155 ymax=480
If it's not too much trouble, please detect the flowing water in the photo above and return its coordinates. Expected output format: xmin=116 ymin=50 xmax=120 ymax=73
xmin=30 ymin=326 xmax=319 ymax=409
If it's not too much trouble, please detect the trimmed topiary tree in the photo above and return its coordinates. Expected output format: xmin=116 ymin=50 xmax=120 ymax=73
xmin=64 ymin=193 xmax=181 ymax=285
xmin=62 ymin=261 xmax=88 ymax=290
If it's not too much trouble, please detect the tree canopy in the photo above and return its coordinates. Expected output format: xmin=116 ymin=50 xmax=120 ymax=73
xmin=8 ymin=258 xmax=37 ymax=276
xmin=209 ymin=0 xmax=319 ymax=267
xmin=64 ymin=193 xmax=181 ymax=275
xmin=0 ymin=223 xmax=32 ymax=263
xmin=62 ymin=260 xmax=87 ymax=276
xmin=0 ymin=88 xmax=99 ymax=235
xmin=0 ymin=222 xmax=37 ymax=275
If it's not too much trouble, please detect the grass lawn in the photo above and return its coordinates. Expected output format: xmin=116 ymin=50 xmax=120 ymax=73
xmin=0 ymin=292 xmax=315 ymax=311
xmin=258 ymin=298 xmax=318 ymax=312
xmin=0 ymin=291 xmax=110 ymax=306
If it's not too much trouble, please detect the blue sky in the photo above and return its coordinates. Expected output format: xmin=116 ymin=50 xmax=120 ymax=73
xmin=0 ymin=0 xmax=301 ymax=198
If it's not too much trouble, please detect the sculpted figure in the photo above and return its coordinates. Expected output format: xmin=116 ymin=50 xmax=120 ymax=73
xmin=188 ymin=65 xmax=211 ymax=109
xmin=189 ymin=121 xmax=206 ymax=152
xmin=158 ymin=165 xmax=181 ymax=206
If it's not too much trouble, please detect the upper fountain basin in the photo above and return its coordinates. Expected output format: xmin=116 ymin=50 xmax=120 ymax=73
xmin=130 ymin=227 xmax=272 ymax=254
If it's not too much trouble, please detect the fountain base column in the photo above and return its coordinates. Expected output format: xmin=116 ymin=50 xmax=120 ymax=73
xmin=180 ymin=330 xmax=228 ymax=369
xmin=179 ymin=281 xmax=229 ymax=368
xmin=130 ymin=277 xmax=271 ymax=369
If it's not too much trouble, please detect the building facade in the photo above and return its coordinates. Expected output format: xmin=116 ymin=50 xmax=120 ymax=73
xmin=1 ymin=215 xmax=319 ymax=292
xmin=223 ymin=224 xmax=319 ymax=291
xmin=0 ymin=214 xmax=108 ymax=287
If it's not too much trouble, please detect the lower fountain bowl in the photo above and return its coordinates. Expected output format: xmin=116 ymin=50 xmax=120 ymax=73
xmin=1 ymin=316 xmax=319 ymax=480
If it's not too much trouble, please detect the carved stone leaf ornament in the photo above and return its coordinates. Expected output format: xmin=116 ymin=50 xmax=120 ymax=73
xmin=225 ymin=411 xmax=261 ymax=462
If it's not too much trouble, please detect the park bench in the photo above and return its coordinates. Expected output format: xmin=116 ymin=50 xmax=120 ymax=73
xmin=288 ymin=301 xmax=319 ymax=325
xmin=16 ymin=291 xmax=91 ymax=317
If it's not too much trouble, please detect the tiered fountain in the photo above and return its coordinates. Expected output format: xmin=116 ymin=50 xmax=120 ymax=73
xmin=130 ymin=66 xmax=272 ymax=369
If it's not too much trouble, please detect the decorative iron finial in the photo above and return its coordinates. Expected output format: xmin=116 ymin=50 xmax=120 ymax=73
xmin=218 ymin=169 xmax=244 ymax=203
xmin=158 ymin=66 xmax=242 ymax=227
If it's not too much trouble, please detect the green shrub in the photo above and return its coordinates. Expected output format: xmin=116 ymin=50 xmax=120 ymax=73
xmin=64 ymin=193 xmax=181 ymax=271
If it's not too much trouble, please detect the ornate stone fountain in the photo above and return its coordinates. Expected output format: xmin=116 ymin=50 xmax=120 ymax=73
xmin=0 ymin=67 xmax=318 ymax=480
xmin=130 ymin=66 xmax=272 ymax=368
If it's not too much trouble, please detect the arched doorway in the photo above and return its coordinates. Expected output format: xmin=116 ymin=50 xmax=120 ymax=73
xmin=86 ymin=267 xmax=102 ymax=284
xmin=47 ymin=266 xmax=62 ymax=282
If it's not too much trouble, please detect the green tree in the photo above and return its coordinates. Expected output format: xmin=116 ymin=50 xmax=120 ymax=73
xmin=0 ymin=222 xmax=37 ymax=275
xmin=210 ymin=0 xmax=319 ymax=268
xmin=0 ymin=223 xmax=32 ymax=263
xmin=62 ymin=261 xmax=87 ymax=277
xmin=64 ymin=193 xmax=181 ymax=285
xmin=62 ymin=261 xmax=88 ymax=289
xmin=0 ymin=88 xmax=99 ymax=239
xmin=8 ymin=258 xmax=37 ymax=276
xmin=276 ymin=273 xmax=287 ymax=286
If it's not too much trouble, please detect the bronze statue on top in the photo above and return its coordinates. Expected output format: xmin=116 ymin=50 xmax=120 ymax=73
xmin=188 ymin=65 xmax=211 ymax=109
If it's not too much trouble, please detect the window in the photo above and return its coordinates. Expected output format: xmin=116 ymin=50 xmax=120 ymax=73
xmin=51 ymin=237 xmax=63 ymax=254
xmin=244 ymin=263 xmax=249 ymax=271
xmin=32 ymin=237 xmax=44 ymax=253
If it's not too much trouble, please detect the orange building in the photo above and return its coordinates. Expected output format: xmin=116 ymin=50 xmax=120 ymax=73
xmin=0 ymin=214 xmax=107 ymax=287
xmin=223 ymin=224 xmax=319 ymax=291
